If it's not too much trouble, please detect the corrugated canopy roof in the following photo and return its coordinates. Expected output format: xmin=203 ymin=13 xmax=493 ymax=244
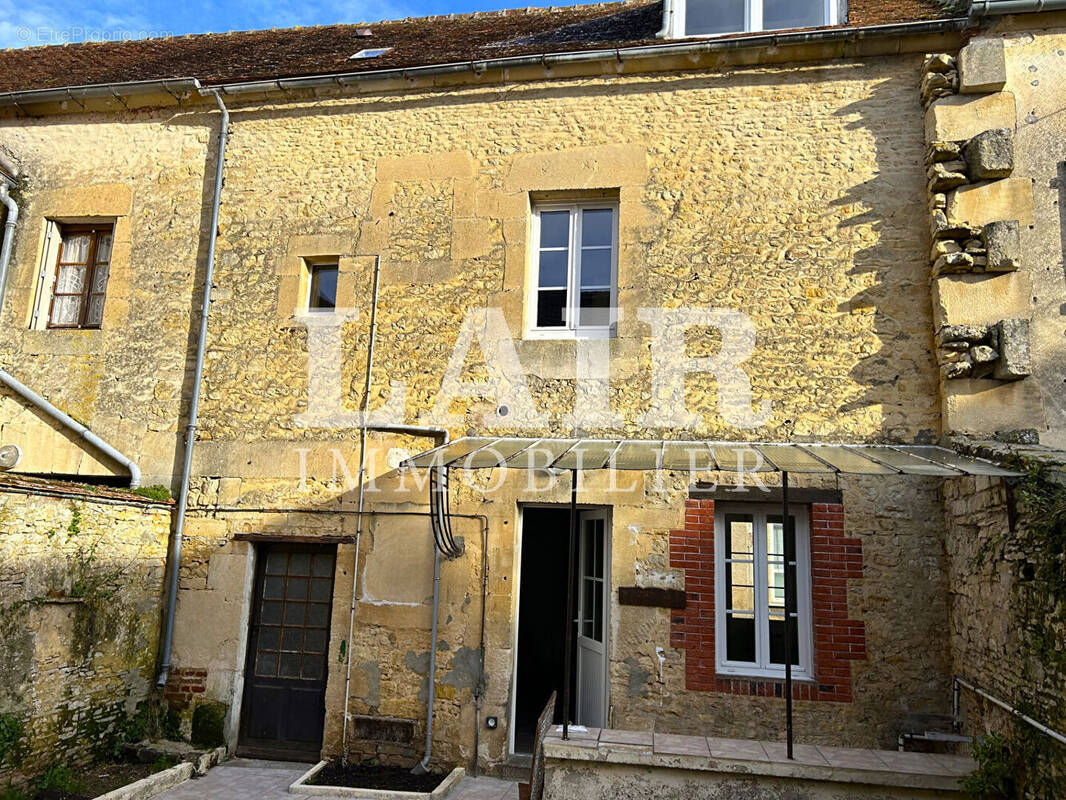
xmin=401 ymin=438 xmax=1022 ymax=477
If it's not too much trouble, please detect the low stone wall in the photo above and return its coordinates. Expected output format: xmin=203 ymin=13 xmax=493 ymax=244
xmin=943 ymin=446 xmax=1066 ymax=796
xmin=0 ymin=481 xmax=171 ymax=781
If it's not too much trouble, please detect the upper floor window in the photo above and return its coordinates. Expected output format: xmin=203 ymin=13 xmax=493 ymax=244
xmin=47 ymin=225 xmax=113 ymax=329
xmin=714 ymin=503 xmax=812 ymax=679
xmin=528 ymin=201 xmax=618 ymax=339
xmin=306 ymin=262 xmax=339 ymax=312
xmin=679 ymin=0 xmax=839 ymax=38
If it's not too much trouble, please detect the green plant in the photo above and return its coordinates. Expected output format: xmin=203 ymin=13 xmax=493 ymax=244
xmin=962 ymin=733 xmax=1015 ymax=799
xmin=150 ymin=755 xmax=178 ymax=772
xmin=0 ymin=714 xmax=22 ymax=766
xmin=0 ymin=785 xmax=30 ymax=800
xmin=190 ymin=702 xmax=227 ymax=749
xmin=131 ymin=485 xmax=171 ymax=502
xmin=33 ymin=764 xmax=83 ymax=795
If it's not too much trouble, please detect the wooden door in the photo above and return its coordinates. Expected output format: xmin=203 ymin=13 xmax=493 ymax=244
xmin=239 ymin=544 xmax=336 ymax=760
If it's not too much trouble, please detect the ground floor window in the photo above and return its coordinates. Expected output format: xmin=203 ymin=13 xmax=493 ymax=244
xmin=714 ymin=503 xmax=812 ymax=679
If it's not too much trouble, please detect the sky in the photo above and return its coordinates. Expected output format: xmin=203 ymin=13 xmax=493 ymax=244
xmin=0 ymin=0 xmax=590 ymax=49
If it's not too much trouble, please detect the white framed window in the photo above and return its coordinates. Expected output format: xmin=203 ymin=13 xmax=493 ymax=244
xmin=304 ymin=261 xmax=338 ymax=312
xmin=714 ymin=503 xmax=812 ymax=679
xmin=527 ymin=201 xmax=618 ymax=339
xmin=673 ymin=0 xmax=840 ymax=39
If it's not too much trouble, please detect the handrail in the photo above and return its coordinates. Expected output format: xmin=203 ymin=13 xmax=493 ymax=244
xmin=954 ymin=676 xmax=1066 ymax=747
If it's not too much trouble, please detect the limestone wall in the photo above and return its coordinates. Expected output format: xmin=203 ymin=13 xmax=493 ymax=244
xmin=943 ymin=462 xmax=1066 ymax=794
xmin=0 ymin=482 xmax=171 ymax=780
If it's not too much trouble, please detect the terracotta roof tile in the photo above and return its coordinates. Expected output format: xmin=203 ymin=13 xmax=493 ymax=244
xmin=0 ymin=0 xmax=954 ymax=95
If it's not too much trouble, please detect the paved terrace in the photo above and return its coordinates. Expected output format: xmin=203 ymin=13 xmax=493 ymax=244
xmin=543 ymin=727 xmax=975 ymax=793
xmin=152 ymin=759 xmax=519 ymax=800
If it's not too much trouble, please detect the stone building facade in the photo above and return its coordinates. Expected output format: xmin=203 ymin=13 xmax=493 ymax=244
xmin=0 ymin=0 xmax=1063 ymax=788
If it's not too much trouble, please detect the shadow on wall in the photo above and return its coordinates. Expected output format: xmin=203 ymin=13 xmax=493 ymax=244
xmin=833 ymin=69 xmax=940 ymax=444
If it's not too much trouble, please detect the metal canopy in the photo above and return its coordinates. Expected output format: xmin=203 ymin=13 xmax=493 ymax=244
xmin=402 ymin=438 xmax=1019 ymax=754
xmin=402 ymin=438 xmax=1021 ymax=477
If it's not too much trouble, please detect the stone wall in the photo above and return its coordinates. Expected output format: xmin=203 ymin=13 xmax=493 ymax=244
xmin=943 ymin=454 xmax=1066 ymax=795
xmin=0 ymin=480 xmax=171 ymax=781
xmin=0 ymin=49 xmax=954 ymax=774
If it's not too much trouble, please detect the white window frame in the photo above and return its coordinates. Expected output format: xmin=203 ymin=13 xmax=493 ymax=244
xmin=303 ymin=260 xmax=339 ymax=314
xmin=713 ymin=502 xmax=813 ymax=680
xmin=526 ymin=201 xmax=618 ymax=340
xmin=670 ymin=0 xmax=840 ymax=40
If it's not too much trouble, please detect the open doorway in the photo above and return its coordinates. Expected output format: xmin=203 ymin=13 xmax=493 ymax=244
xmin=512 ymin=506 xmax=610 ymax=754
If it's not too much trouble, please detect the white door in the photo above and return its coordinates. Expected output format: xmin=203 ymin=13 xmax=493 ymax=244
xmin=575 ymin=508 xmax=609 ymax=727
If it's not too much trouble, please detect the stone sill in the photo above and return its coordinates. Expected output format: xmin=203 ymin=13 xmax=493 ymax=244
xmin=543 ymin=728 xmax=973 ymax=793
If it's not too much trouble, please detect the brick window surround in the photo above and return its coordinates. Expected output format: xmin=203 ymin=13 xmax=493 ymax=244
xmin=669 ymin=498 xmax=865 ymax=701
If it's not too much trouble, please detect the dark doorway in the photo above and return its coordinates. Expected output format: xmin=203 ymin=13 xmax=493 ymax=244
xmin=238 ymin=543 xmax=336 ymax=761
xmin=514 ymin=507 xmax=574 ymax=753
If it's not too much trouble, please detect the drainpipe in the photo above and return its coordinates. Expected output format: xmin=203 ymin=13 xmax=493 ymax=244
xmin=0 ymin=180 xmax=17 ymax=296
xmin=971 ymin=0 xmax=1066 ymax=14
xmin=338 ymin=251 xmax=451 ymax=768
xmin=655 ymin=0 xmax=674 ymax=38
xmin=156 ymin=89 xmax=229 ymax=688
xmin=0 ymin=173 xmax=143 ymax=487
xmin=0 ymin=370 xmax=142 ymax=487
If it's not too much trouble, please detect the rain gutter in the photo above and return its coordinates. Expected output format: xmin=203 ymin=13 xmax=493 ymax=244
xmin=970 ymin=0 xmax=1066 ymax=14
xmin=0 ymin=78 xmax=202 ymax=109
xmin=208 ymin=18 xmax=972 ymax=97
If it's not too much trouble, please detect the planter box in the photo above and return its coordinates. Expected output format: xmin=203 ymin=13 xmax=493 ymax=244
xmin=289 ymin=762 xmax=466 ymax=800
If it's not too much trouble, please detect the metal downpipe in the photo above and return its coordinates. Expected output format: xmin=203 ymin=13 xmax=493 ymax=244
xmin=156 ymin=89 xmax=229 ymax=688
xmin=1 ymin=181 xmax=18 ymax=301
xmin=0 ymin=369 xmax=142 ymax=487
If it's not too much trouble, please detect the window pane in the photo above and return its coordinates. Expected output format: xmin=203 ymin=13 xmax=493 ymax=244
xmin=266 ymin=551 xmax=288 ymax=575
xmin=579 ymin=291 xmax=611 ymax=327
xmin=581 ymin=209 xmax=613 ymax=248
xmin=55 ymin=264 xmax=86 ymax=294
xmin=90 ymin=264 xmax=110 ymax=294
xmin=288 ymin=577 xmax=308 ymax=600
xmin=85 ymin=295 xmax=105 ymax=327
xmin=312 ymin=553 xmax=334 ymax=577
xmin=284 ymin=602 xmax=306 ymax=625
xmin=289 ymin=553 xmax=311 ymax=575
xmin=261 ymin=601 xmax=283 ymax=624
xmin=302 ymin=656 xmax=324 ymax=680
xmin=726 ymin=516 xmax=754 ymax=558
xmin=538 ymin=250 xmax=568 ymax=288
xmin=281 ymin=628 xmax=303 ymax=652
xmin=764 ymin=0 xmax=825 ymax=31
xmin=594 ymin=583 xmax=603 ymax=641
xmin=579 ymin=248 xmax=611 ymax=288
xmin=258 ymin=626 xmax=280 ymax=651
xmin=686 ymin=0 xmax=745 ymax=35
xmin=95 ymin=232 xmax=113 ymax=264
xmin=726 ymin=613 xmax=756 ymax=663
xmin=50 ymin=296 xmax=80 ymax=326
xmin=309 ymin=265 xmax=338 ymax=311
xmin=307 ymin=603 xmax=329 ymax=627
xmin=539 ymin=211 xmax=570 ymax=249
xmin=61 ymin=234 xmax=91 ymax=264
xmin=536 ymin=289 xmax=567 ymax=328
xmin=255 ymin=652 xmax=278 ymax=677
xmin=309 ymin=578 xmax=331 ymax=602
xmin=769 ymin=617 xmax=800 ymax=666
xmin=264 ymin=576 xmax=285 ymax=599
xmin=280 ymin=652 xmax=301 ymax=678
xmin=304 ymin=629 xmax=328 ymax=653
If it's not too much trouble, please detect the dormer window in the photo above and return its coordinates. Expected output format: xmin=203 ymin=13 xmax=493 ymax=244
xmin=672 ymin=0 xmax=841 ymax=39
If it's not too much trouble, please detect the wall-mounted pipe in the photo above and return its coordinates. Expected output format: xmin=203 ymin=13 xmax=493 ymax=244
xmin=0 ymin=181 xmax=18 ymax=303
xmin=0 ymin=369 xmax=142 ymax=487
xmin=954 ymin=676 xmax=1066 ymax=746
xmin=156 ymin=88 xmax=229 ymax=688
xmin=971 ymin=0 xmax=1066 ymax=15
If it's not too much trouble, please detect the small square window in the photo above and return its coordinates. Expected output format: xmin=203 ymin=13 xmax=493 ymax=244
xmin=528 ymin=201 xmax=618 ymax=339
xmin=680 ymin=0 xmax=838 ymax=38
xmin=307 ymin=263 xmax=338 ymax=312
xmin=47 ymin=224 xmax=113 ymax=329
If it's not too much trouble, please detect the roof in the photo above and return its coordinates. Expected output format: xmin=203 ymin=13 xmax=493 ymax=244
xmin=0 ymin=0 xmax=954 ymax=95
xmin=401 ymin=438 xmax=1022 ymax=476
xmin=0 ymin=472 xmax=172 ymax=506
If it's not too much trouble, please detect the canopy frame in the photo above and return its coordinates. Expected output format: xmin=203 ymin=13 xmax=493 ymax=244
xmin=401 ymin=438 xmax=1020 ymax=756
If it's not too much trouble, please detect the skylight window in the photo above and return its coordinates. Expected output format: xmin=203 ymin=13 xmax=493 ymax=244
xmin=349 ymin=47 xmax=392 ymax=60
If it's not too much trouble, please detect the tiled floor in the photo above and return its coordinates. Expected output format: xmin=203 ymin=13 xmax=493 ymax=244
xmin=151 ymin=759 xmax=519 ymax=800
xmin=547 ymin=726 xmax=977 ymax=779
